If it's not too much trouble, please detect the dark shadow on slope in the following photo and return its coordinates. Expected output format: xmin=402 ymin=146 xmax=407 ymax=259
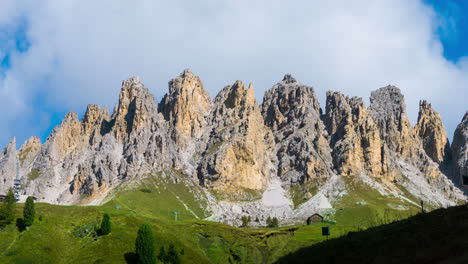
xmin=124 ymin=252 xmax=138 ymax=264
xmin=275 ymin=204 xmax=468 ymax=264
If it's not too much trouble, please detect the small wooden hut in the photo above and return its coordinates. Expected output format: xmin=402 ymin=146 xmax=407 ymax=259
xmin=306 ymin=213 xmax=324 ymax=225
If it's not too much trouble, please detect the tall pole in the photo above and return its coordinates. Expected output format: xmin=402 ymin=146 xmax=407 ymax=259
xmin=13 ymin=159 xmax=20 ymax=201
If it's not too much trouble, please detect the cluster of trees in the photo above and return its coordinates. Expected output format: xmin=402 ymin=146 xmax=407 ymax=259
xmin=266 ymin=217 xmax=279 ymax=228
xmin=0 ymin=188 xmax=36 ymax=231
xmin=239 ymin=215 xmax=279 ymax=228
xmin=135 ymin=223 xmax=182 ymax=264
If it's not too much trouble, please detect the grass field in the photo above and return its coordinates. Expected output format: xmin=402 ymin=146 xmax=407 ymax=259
xmin=0 ymin=173 xmax=454 ymax=264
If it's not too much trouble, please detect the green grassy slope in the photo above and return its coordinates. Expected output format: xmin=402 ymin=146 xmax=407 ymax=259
xmin=276 ymin=203 xmax=468 ymax=264
xmin=0 ymin=172 xmax=460 ymax=264
xmin=0 ymin=173 xmax=356 ymax=264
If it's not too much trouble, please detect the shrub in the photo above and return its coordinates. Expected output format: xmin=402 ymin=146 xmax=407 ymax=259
xmin=135 ymin=224 xmax=156 ymax=264
xmin=140 ymin=189 xmax=152 ymax=193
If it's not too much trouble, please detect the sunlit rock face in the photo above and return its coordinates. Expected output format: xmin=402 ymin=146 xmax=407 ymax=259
xmin=198 ymin=80 xmax=275 ymax=200
xmin=0 ymin=71 xmax=465 ymax=209
xmin=415 ymin=100 xmax=450 ymax=164
xmin=323 ymin=91 xmax=383 ymax=177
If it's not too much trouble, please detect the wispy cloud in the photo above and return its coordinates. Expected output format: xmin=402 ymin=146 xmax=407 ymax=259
xmin=0 ymin=0 xmax=467 ymax=148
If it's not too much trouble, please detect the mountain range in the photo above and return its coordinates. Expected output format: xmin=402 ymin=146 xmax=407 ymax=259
xmin=0 ymin=69 xmax=466 ymax=225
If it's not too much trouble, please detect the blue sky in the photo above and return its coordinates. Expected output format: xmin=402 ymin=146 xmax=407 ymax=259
xmin=0 ymin=0 xmax=467 ymax=149
xmin=425 ymin=0 xmax=468 ymax=62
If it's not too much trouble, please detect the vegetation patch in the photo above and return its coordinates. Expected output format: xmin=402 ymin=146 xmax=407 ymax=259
xmin=27 ymin=169 xmax=41 ymax=181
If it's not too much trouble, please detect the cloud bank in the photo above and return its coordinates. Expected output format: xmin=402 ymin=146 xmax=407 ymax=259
xmin=0 ymin=0 xmax=467 ymax=147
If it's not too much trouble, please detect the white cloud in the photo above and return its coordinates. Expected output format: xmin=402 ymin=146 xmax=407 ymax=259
xmin=0 ymin=0 xmax=467 ymax=147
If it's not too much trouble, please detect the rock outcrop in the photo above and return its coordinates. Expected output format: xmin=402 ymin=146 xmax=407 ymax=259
xmin=160 ymin=69 xmax=211 ymax=143
xmin=368 ymin=86 xmax=421 ymax=159
xmin=0 ymin=138 xmax=17 ymax=193
xmin=415 ymin=100 xmax=450 ymax=164
xmin=323 ymin=91 xmax=383 ymax=177
xmin=452 ymin=112 xmax=468 ymax=189
xmin=261 ymin=75 xmax=334 ymax=185
xmin=199 ymin=80 xmax=275 ymax=200
xmin=159 ymin=70 xmax=212 ymax=175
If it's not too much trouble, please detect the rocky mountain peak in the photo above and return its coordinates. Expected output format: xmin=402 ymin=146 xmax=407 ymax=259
xmin=262 ymin=76 xmax=320 ymax=131
xmin=0 ymin=138 xmax=17 ymax=190
xmin=160 ymin=69 xmax=211 ymax=141
xmin=282 ymin=73 xmax=297 ymax=84
xmin=262 ymin=77 xmax=334 ymax=184
xmin=369 ymin=85 xmax=419 ymax=158
xmin=83 ymin=104 xmax=110 ymax=136
xmin=199 ymin=80 xmax=274 ymax=200
xmin=113 ymin=76 xmax=158 ymax=140
xmin=221 ymin=80 xmax=256 ymax=110
xmin=452 ymin=111 xmax=468 ymax=189
xmin=415 ymin=100 xmax=450 ymax=164
xmin=324 ymin=91 xmax=384 ymax=177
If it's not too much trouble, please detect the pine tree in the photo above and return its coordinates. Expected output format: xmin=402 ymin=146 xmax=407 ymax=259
xmin=158 ymin=246 xmax=167 ymax=262
xmin=0 ymin=188 xmax=16 ymax=227
xmin=23 ymin=196 xmax=35 ymax=227
xmin=100 ymin=213 xmax=111 ymax=235
xmin=135 ymin=224 xmax=156 ymax=264
xmin=167 ymin=244 xmax=181 ymax=264
xmin=266 ymin=216 xmax=272 ymax=227
xmin=272 ymin=217 xmax=279 ymax=228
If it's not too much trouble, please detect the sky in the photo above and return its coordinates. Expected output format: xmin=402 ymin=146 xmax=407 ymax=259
xmin=0 ymin=0 xmax=467 ymax=149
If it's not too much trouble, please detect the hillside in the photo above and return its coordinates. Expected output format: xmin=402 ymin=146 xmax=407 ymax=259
xmin=0 ymin=171 xmax=428 ymax=264
xmin=276 ymin=203 xmax=468 ymax=264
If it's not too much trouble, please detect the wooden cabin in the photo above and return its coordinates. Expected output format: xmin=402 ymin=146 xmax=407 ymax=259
xmin=0 ymin=195 xmax=7 ymax=201
xmin=306 ymin=213 xmax=323 ymax=225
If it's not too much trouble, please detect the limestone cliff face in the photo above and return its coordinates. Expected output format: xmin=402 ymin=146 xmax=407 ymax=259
xmin=0 ymin=72 xmax=465 ymax=208
xmin=452 ymin=112 xmax=468 ymax=189
xmin=199 ymin=80 xmax=275 ymax=200
xmin=112 ymin=77 xmax=158 ymax=141
xmin=261 ymin=75 xmax=334 ymax=184
xmin=159 ymin=70 xmax=212 ymax=175
xmin=0 ymin=138 xmax=17 ymax=194
xmin=160 ymin=69 xmax=211 ymax=142
xmin=415 ymin=100 xmax=450 ymax=164
xmin=324 ymin=91 xmax=383 ymax=177
xmin=368 ymin=86 xmax=422 ymax=160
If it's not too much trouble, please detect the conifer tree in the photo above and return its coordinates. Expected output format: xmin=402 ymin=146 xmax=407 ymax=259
xmin=100 ymin=213 xmax=111 ymax=235
xmin=23 ymin=196 xmax=35 ymax=227
xmin=0 ymin=188 xmax=16 ymax=227
xmin=167 ymin=244 xmax=181 ymax=264
xmin=135 ymin=224 xmax=156 ymax=264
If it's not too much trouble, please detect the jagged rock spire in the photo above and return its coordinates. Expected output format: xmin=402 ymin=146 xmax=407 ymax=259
xmin=415 ymin=100 xmax=450 ymax=164
xmin=262 ymin=76 xmax=334 ymax=184
xmin=160 ymin=69 xmax=211 ymax=140
xmin=324 ymin=91 xmax=383 ymax=177
xmin=113 ymin=76 xmax=158 ymax=141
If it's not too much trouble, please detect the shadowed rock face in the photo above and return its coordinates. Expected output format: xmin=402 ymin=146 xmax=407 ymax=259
xmin=0 ymin=71 xmax=465 ymax=208
xmin=415 ymin=100 xmax=450 ymax=164
xmin=261 ymin=75 xmax=334 ymax=185
xmin=452 ymin=112 xmax=468 ymax=189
